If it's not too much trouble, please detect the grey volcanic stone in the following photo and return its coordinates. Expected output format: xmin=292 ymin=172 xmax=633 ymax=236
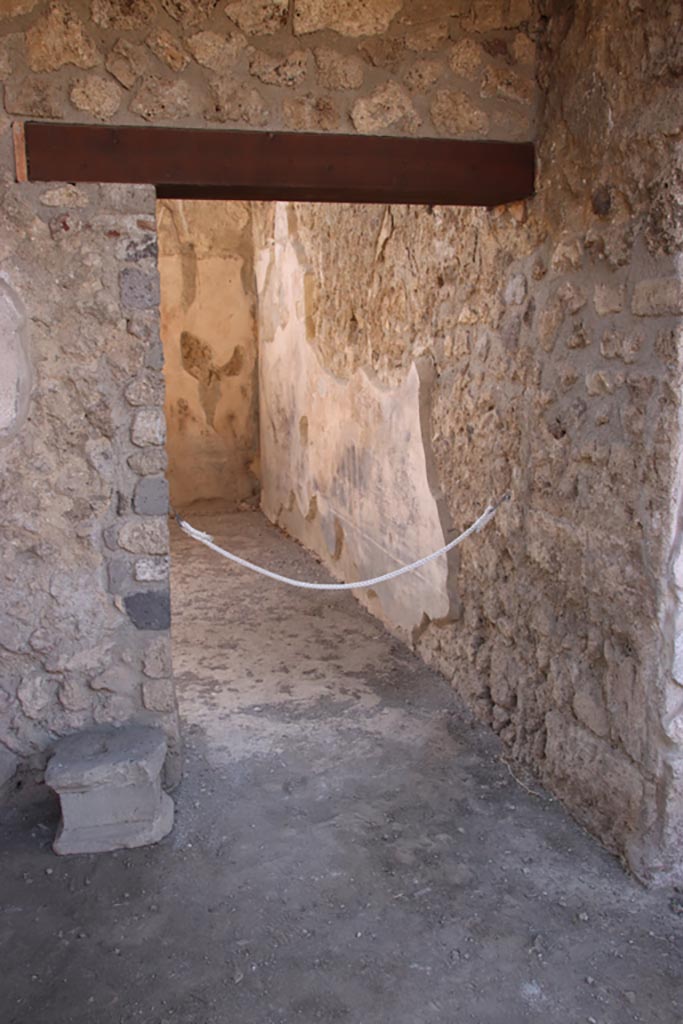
xmin=119 ymin=267 xmax=160 ymax=310
xmin=124 ymin=590 xmax=171 ymax=630
xmin=107 ymin=556 xmax=131 ymax=594
xmin=46 ymin=725 xmax=173 ymax=855
xmin=144 ymin=338 xmax=165 ymax=370
xmin=133 ymin=476 xmax=169 ymax=516
xmin=125 ymin=236 xmax=158 ymax=262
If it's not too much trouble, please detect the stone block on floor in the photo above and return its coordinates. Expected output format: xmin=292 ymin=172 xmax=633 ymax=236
xmin=45 ymin=725 xmax=174 ymax=855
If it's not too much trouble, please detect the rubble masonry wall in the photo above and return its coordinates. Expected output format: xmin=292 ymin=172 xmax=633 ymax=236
xmin=252 ymin=0 xmax=683 ymax=882
xmin=1 ymin=1 xmax=682 ymax=881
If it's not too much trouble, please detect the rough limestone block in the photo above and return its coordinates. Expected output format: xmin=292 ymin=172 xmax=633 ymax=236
xmin=632 ymin=278 xmax=683 ymax=317
xmin=45 ymin=726 xmax=173 ymax=855
xmin=131 ymin=408 xmax=166 ymax=447
xmin=293 ymin=0 xmax=402 ymax=37
xmin=124 ymin=368 xmax=164 ymax=407
xmin=118 ymin=516 xmax=169 ymax=555
xmin=70 ymin=75 xmax=122 ymax=120
xmin=134 ymin=556 xmax=170 ymax=582
xmin=128 ymin=448 xmax=167 ymax=476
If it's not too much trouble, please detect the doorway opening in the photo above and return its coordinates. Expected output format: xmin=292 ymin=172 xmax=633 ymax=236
xmin=157 ymin=198 xmax=459 ymax=644
xmin=156 ymin=193 xmax=479 ymax=816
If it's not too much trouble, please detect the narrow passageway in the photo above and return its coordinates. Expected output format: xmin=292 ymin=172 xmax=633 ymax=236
xmin=168 ymin=506 xmax=680 ymax=1024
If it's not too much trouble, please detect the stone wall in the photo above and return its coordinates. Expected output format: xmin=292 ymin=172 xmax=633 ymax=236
xmin=0 ymin=129 xmax=181 ymax=782
xmin=252 ymin=1 xmax=683 ymax=883
xmin=528 ymin=0 xmax=683 ymax=885
xmin=1 ymin=0 xmax=682 ymax=883
xmin=0 ymin=0 xmax=537 ymax=792
xmin=157 ymin=199 xmax=259 ymax=510
xmin=0 ymin=0 xmax=537 ymax=140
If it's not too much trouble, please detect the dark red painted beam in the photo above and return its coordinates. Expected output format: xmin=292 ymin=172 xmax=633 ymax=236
xmin=18 ymin=121 xmax=534 ymax=207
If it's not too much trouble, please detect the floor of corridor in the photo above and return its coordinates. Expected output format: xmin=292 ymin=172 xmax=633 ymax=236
xmin=1 ymin=509 xmax=681 ymax=1024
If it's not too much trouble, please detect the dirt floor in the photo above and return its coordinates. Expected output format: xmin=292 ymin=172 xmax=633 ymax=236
xmin=1 ymin=508 xmax=682 ymax=1024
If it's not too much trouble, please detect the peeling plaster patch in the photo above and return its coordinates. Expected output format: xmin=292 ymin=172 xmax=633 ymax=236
xmin=158 ymin=201 xmax=259 ymax=509
xmin=257 ymin=205 xmax=451 ymax=634
xmin=179 ymin=331 xmax=245 ymax=427
xmin=0 ymin=279 xmax=32 ymax=445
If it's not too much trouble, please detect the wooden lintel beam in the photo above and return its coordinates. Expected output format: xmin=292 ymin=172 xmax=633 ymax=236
xmin=20 ymin=121 xmax=535 ymax=207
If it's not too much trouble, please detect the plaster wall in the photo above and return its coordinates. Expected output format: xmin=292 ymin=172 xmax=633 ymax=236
xmin=256 ymin=203 xmax=453 ymax=635
xmin=157 ymin=199 xmax=259 ymax=510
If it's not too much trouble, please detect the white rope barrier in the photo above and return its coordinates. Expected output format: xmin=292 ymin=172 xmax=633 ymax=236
xmin=175 ymin=493 xmax=510 ymax=592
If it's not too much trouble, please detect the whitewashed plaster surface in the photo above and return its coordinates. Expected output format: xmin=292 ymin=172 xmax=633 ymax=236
xmin=256 ymin=204 xmax=452 ymax=634
xmin=0 ymin=277 xmax=32 ymax=444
